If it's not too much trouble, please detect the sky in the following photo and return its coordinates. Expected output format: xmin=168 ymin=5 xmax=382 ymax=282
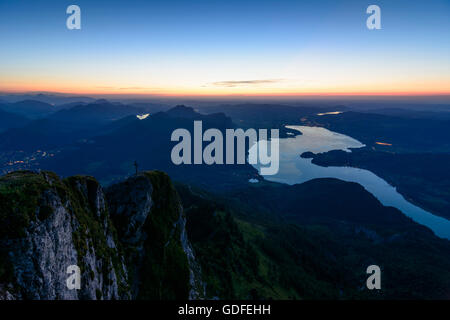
xmin=0 ymin=0 xmax=449 ymax=96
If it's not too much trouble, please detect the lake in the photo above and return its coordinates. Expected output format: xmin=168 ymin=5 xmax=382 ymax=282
xmin=250 ymin=125 xmax=450 ymax=240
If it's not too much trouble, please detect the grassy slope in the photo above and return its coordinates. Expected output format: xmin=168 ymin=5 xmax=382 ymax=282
xmin=177 ymin=179 xmax=450 ymax=300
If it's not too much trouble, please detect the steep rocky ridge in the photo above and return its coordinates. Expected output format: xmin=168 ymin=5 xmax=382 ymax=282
xmin=0 ymin=170 xmax=202 ymax=300
xmin=106 ymin=171 xmax=204 ymax=299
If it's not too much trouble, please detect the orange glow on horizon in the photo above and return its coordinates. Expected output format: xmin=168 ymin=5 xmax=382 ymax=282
xmin=2 ymin=70 xmax=449 ymax=98
xmin=1 ymin=87 xmax=449 ymax=98
xmin=1 ymin=78 xmax=450 ymax=98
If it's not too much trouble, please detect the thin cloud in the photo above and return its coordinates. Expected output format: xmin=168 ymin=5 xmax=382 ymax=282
xmin=211 ymin=79 xmax=285 ymax=87
xmin=95 ymin=86 xmax=154 ymax=91
xmin=119 ymin=87 xmax=152 ymax=90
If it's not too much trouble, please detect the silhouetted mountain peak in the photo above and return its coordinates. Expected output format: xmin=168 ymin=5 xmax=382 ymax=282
xmin=0 ymin=108 xmax=30 ymax=133
xmin=0 ymin=100 xmax=55 ymax=119
xmin=93 ymin=99 xmax=110 ymax=104
xmin=166 ymin=105 xmax=198 ymax=118
xmin=14 ymin=100 xmax=53 ymax=108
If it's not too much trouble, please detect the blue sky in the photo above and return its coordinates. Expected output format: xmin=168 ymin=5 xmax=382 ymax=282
xmin=0 ymin=0 xmax=449 ymax=95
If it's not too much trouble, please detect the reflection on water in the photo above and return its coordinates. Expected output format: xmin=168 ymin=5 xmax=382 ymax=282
xmin=250 ymin=125 xmax=450 ymax=239
xmin=316 ymin=111 xmax=344 ymax=116
xmin=136 ymin=113 xmax=150 ymax=120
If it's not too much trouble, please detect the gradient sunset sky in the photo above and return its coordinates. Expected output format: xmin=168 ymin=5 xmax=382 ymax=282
xmin=0 ymin=0 xmax=449 ymax=96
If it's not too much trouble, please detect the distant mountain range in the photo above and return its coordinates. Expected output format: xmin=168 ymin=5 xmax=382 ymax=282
xmin=307 ymin=111 xmax=450 ymax=153
xmin=0 ymin=109 xmax=30 ymax=133
xmin=196 ymin=103 xmax=344 ymax=129
xmin=0 ymin=93 xmax=96 ymax=105
xmin=48 ymin=101 xmax=145 ymax=124
xmin=0 ymin=100 xmax=55 ymax=119
xmin=0 ymin=100 xmax=167 ymax=152
xmin=39 ymin=105 xmax=256 ymax=189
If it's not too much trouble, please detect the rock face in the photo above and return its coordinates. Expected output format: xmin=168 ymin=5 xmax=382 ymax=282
xmin=0 ymin=170 xmax=202 ymax=300
xmin=3 ymin=185 xmax=80 ymax=300
xmin=106 ymin=172 xmax=204 ymax=300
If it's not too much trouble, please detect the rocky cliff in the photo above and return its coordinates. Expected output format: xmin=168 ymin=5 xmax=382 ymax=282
xmin=106 ymin=171 xmax=204 ymax=299
xmin=0 ymin=170 xmax=203 ymax=300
